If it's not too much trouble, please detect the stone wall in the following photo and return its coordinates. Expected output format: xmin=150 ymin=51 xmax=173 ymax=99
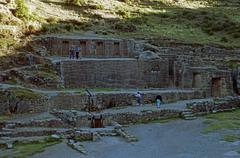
xmin=148 ymin=45 xmax=240 ymax=69
xmin=0 ymin=89 xmax=203 ymax=115
xmin=49 ymin=90 xmax=204 ymax=111
xmin=183 ymin=67 xmax=233 ymax=97
xmin=187 ymin=96 xmax=240 ymax=115
xmin=55 ymin=109 xmax=181 ymax=127
xmin=61 ymin=58 xmax=169 ymax=88
xmin=37 ymin=36 xmax=135 ymax=58
xmin=144 ymin=46 xmax=235 ymax=96
xmin=107 ymin=109 xmax=180 ymax=125
xmin=0 ymin=98 xmax=50 ymax=114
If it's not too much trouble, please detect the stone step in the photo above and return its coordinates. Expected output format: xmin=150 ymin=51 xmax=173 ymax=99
xmin=181 ymin=110 xmax=197 ymax=120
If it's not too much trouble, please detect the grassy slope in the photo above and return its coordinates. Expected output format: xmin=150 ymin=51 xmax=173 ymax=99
xmin=1 ymin=0 xmax=240 ymax=51
xmin=0 ymin=0 xmax=239 ymax=88
xmin=25 ymin=0 xmax=240 ymax=48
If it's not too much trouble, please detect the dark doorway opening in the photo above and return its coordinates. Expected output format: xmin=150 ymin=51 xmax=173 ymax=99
xmin=192 ymin=73 xmax=201 ymax=88
xmin=211 ymin=77 xmax=221 ymax=97
xmin=62 ymin=41 xmax=69 ymax=56
xmin=114 ymin=42 xmax=120 ymax=56
xmin=80 ymin=41 xmax=87 ymax=56
xmin=96 ymin=42 xmax=104 ymax=56
xmin=169 ymin=60 xmax=175 ymax=87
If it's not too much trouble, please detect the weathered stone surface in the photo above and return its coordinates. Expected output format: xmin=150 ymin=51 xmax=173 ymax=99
xmin=36 ymin=36 xmax=135 ymax=58
xmin=187 ymin=96 xmax=240 ymax=114
xmin=61 ymin=58 xmax=169 ymax=88
xmin=138 ymin=50 xmax=160 ymax=60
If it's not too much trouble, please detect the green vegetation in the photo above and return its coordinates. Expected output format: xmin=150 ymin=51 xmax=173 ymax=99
xmin=12 ymin=140 xmax=61 ymax=158
xmin=73 ymin=135 xmax=92 ymax=142
xmin=66 ymin=0 xmax=84 ymax=6
xmin=202 ymin=109 xmax=240 ymax=134
xmin=0 ymin=37 xmax=17 ymax=49
xmin=35 ymin=71 xmax=59 ymax=81
xmin=0 ymin=138 xmax=62 ymax=158
xmin=224 ymin=60 xmax=240 ymax=69
xmin=5 ymin=87 xmax=44 ymax=100
xmin=0 ymin=115 xmax=12 ymax=122
xmin=222 ymin=135 xmax=240 ymax=142
xmin=202 ymin=109 xmax=240 ymax=153
xmin=14 ymin=0 xmax=30 ymax=21
xmin=8 ymin=0 xmax=239 ymax=48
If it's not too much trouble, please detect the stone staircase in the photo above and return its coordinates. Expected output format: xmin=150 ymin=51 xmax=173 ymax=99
xmin=181 ymin=110 xmax=197 ymax=120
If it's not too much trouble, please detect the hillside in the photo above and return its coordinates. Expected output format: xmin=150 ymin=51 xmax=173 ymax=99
xmin=0 ymin=0 xmax=240 ymax=89
xmin=0 ymin=0 xmax=240 ymax=51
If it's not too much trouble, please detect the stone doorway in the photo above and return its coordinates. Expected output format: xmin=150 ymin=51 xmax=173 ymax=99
xmin=169 ymin=60 xmax=175 ymax=87
xmin=211 ymin=77 xmax=221 ymax=97
xmin=80 ymin=41 xmax=87 ymax=56
xmin=96 ymin=42 xmax=104 ymax=56
xmin=114 ymin=42 xmax=120 ymax=56
xmin=62 ymin=41 xmax=69 ymax=56
xmin=91 ymin=115 xmax=104 ymax=128
xmin=192 ymin=73 xmax=201 ymax=88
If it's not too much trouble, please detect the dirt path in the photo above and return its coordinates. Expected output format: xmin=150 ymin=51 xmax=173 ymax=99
xmin=30 ymin=119 xmax=240 ymax=158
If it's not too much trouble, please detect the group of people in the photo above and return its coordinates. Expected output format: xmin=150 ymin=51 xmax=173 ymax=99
xmin=133 ymin=92 xmax=163 ymax=108
xmin=69 ymin=45 xmax=81 ymax=59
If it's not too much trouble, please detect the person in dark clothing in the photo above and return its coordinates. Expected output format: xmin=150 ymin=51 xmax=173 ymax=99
xmin=155 ymin=95 xmax=162 ymax=108
xmin=69 ymin=46 xmax=75 ymax=59
xmin=75 ymin=46 xmax=81 ymax=59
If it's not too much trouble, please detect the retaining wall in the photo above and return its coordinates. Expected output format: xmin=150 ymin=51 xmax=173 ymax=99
xmin=61 ymin=59 xmax=169 ymax=88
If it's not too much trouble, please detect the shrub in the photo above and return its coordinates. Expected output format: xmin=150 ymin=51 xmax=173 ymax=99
xmin=25 ymin=25 xmax=36 ymax=35
xmin=119 ymin=0 xmax=130 ymax=4
xmin=129 ymin=16 xmax=148 ymax=25
xmin=116 ymin=9 xmax=130 ymax=18
xmin=220 ymin=37 xmax=228 ymax=42
xmin=46 ymin=17 xmax=58 ymax=24
xmin=14 ymin=0 xmax=30 ymax=21
xmin=64 ymin=24 xmax=74 ymax=31
xmin=66 ymin=0 xmax=83 ymax=6
xmin=88 ymin=4 xmax=104 ymax=10
xmin=113 ymin=21 xmax=137 ymax=32
xmin=232 ymin=32 xmax=240 ymax=39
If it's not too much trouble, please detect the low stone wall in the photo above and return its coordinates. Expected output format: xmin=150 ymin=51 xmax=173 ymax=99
xmin=50 ymin=90 xmax=204 ymax=111
xmin=0 ymin=88 xmax=204 ymax=115
xmin=106 ymin=109 xmax=180 ymax=125
xmin=52 ymin=108 xmax=181 ymax=128
xmin=187 ymin=96 xmax=240 ymax=115
xmin=0 ymin=98 xmax=50 ymax=115
xmin=5 ymin=118 xmax=66 ymax=128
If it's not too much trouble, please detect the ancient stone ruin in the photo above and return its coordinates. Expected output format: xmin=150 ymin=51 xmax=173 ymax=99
xmin=0 ymin=35 xmax=240 ymax=155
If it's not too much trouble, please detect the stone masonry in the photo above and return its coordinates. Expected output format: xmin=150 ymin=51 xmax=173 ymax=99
xmin=61 ymin=58 xmax=169 ymax=88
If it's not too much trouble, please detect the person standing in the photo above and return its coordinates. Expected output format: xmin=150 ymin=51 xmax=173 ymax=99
xmin=69 ymin=46 xmax=75 ymax=59
xmin=133 ymin=91 xmax=143 ymax=106
xmin=75 ymin=46 xmax=81 ymax=59
xmin=27 ymin=52 xmax=33 ymax=66
xmin=155 ymin=95 xmax=162 ymax=108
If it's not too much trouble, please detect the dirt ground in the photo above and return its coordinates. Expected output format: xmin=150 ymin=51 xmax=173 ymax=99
xmin=30 ymin=118 xmax=240 ymax=158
